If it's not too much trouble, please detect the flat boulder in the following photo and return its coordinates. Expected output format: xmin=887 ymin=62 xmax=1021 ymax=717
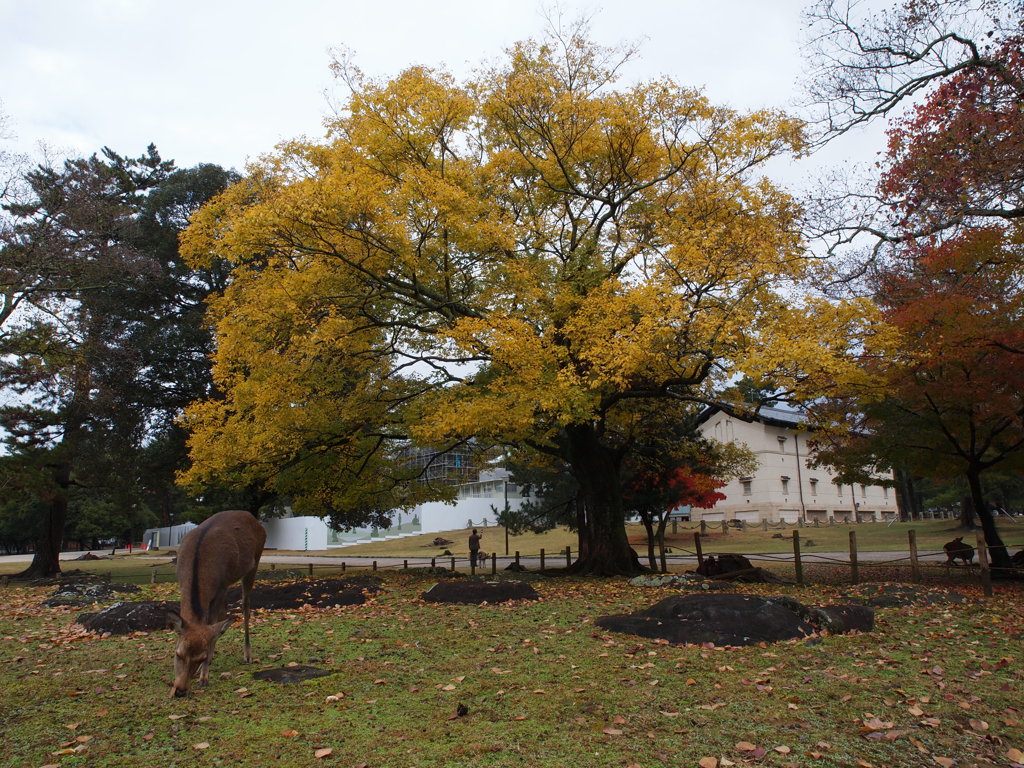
xmin=596 ymin=593 xmax=873 ymax=646
xmin=228 ymin=578 xmax=378 ymax=610
xmin=810 ymin=604 xmax=875 ymax=634
xmin=45 ymin=582 xmax=141 ymax=607
xmin=421 ymin=580 xmax=540 ymax=604
xmin=77 ymin=600 xmax=178 ymax=634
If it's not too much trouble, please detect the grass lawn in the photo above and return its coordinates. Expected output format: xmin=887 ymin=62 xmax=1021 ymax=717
xmin=1 ymin=568 xmax=1022 ymax=768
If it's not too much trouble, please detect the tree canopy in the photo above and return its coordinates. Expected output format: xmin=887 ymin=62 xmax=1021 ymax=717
xmin=181 ymin=27 xmax=887 ymax=574
xmin=0 ymin=147 xmax=237 ymax=577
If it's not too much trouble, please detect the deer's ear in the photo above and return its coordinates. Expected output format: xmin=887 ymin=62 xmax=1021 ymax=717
xmin=212 ymin=619 xmax=233 ymax=638
xmin=167 ymin=610 xmax=184 ymax=633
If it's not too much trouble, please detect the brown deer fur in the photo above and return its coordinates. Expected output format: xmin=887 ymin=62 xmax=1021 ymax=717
xmin=168 ymin=510 xmax=265 ymax=697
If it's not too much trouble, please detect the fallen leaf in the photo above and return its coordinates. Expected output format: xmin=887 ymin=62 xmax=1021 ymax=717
xmin=774 ymin=745 xmax=791 ymax=754
xmin=735 ymin=741 xmax=757 ymax=752
xmin=602 ymin=727 xmax=623 ymax=736
xmin=314 ymin=747 xmax=333 ymax=759
xmin=968 ymin=718 xmax=988 ymax=731
xmin=699 ymin=758 xmax=718 ymax=768
xmin=1006 ymin=748 xmax=1024 ymax=763
xmin=281 ymin=729 xmax=300 ymax=738
xmin=934 ymin=758 xmax=955 ymax=768
xmin=193 ymin=742 xmax=210 ymax=750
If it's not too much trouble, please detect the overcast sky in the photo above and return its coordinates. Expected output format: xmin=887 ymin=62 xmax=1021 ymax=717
xmin=1 ymin=0 xmax=880 ymax=181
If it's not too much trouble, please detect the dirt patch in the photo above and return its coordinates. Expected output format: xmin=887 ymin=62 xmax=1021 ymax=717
xmin=421 ymin=580 xmax=540 ymax=604
xmin=840 ymin=583 xmax=969 ymax=607
xmin=28 ymin=569 xmax=109 ymax=587
xmin=252 ymin=665 xmax=335 ymax=684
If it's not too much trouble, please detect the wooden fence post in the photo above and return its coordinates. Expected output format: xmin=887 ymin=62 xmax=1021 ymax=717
xmin=908 ymin=530 xmax=921 ymax=583
xmin=150 ymin=569 xmax=156 ymax=584
xmin=403 ymin=559 xmax=408 ymax=571
xmin=693 ymin=532 xmax=704 ymax=570
xmin=431 ymin=557 xmax=436 ymax=568
xmin=373 ymin=561 xmax=378 ymax=572
xmin=792 ymin=531 xmax=803 ymax=586
xmin=976 ymin=529 xmax=993 ymax=597
xmin=450 ymin=556 xmax=456 ymax=572
xmin=491 ymin=553 xmax=497 ymax=576
xmin=540 ymin=548 xmax=545 ymax=571
xmin=721 ymin=520 xmax=728 ymax=535
xmin=515 ymin=551 xmax=521 ymax=568
xmin=700 ymin=520 xmax=707 ymax=537
xmin=849 ymin=530 xmax=859 ymax=585
xmin=308 ymin=563 xmax=314 ymax=576
xmin=565 ymin=546 xmax=572 ymax=567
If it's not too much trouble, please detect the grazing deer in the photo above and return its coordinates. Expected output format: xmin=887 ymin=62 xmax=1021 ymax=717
xmin=943 ymin=536 xmax=976 ymax=566
xmin=168 ymin=509 xmax=266 ymax=697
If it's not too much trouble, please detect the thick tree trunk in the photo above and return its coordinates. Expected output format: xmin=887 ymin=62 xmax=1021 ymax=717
xmin=15 ymin=460 xmax=72 ymax=580
xmin=895 ymin=466 xmax=918 ymax=521
xmin=561 ymin=424 xmax=644 ymax=576
xmin=966 ymin=468 xmax=1014 ymax=573
xmin=959 ymin=494 xmax=975 ymax=529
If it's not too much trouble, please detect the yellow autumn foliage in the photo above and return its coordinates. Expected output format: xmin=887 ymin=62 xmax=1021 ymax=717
xmin=178 ymin=26 xmax=890 ymax=529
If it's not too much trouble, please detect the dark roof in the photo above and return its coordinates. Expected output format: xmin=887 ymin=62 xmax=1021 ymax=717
xmin=698 ymin=403 xmax=807 ymax=429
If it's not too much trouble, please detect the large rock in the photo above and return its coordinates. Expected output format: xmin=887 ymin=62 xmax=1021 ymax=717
xmin=227 ymin=578 xmax=378 ymax=610
xmin=44 ymin=582 xmax=141 ymax=608
xmin=77 ymin=601 xmax=178 ymax=634
xmin=421 ymin=580 xmax=540 ymax=604
xmin=596 ymin=593 xmax=872 ymax=646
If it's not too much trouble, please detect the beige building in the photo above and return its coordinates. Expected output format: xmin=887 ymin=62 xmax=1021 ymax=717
xmin=696 ymin=405 xmax=899 ymax=524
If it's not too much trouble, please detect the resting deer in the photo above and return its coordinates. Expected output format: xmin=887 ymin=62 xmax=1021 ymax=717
xmin=168 ymin=509 xmax=266 ymax=697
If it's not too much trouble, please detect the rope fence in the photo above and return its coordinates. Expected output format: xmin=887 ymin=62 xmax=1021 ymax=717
xmin=4 ymin=528 xmax=1011 ymax=595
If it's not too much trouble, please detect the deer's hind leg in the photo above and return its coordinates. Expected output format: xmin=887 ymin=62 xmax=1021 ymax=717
xmin=241 ymin=567 xmax=257 ymax=663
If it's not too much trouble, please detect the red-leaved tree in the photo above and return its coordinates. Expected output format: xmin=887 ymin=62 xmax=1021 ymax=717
xmin=624 ymin=466 xmax=726 ymax=572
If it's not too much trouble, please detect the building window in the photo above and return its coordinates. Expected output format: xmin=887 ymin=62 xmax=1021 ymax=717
xmin=860 ymin=484 xmax=867 ymax=499
xmin=883 ymin=486 xmax=889 ymax=501
xmin=741 ymin=479 xmax=752 ymax=496
xmin=810 ymin=478 xmax=818 ymax=497
xmin=777 ymin=436 xmax=787 ymax=453
xmin=781 ymin=476 xmax=790 ymax=495
xmin=836 ymin=482 xmax=843 ymax=498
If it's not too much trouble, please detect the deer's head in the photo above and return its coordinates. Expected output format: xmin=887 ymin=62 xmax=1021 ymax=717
xmin=168 ymin=611 xmax=232 ymax=697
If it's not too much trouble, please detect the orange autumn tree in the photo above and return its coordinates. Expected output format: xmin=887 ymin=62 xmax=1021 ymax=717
xmin=180 ymin=27 xmax=886 ymax=575
xmin=813 ymin=227 xmax=1024 ymax=571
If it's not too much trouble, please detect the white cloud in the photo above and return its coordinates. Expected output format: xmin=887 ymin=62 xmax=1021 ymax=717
xmin=0 ymin=0 xmax=865 ymax=176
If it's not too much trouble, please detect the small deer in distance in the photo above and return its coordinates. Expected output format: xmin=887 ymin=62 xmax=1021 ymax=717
xmin=168 ymin=509 xmax=266 ymax=697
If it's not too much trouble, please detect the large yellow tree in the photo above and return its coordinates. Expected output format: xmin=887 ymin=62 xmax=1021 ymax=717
xmin=181 ymin=28 xmax=885 ymax=574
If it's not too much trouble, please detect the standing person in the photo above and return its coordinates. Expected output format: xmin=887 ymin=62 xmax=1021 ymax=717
xmin=468 ymin=528 xmax=482 ymax=568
